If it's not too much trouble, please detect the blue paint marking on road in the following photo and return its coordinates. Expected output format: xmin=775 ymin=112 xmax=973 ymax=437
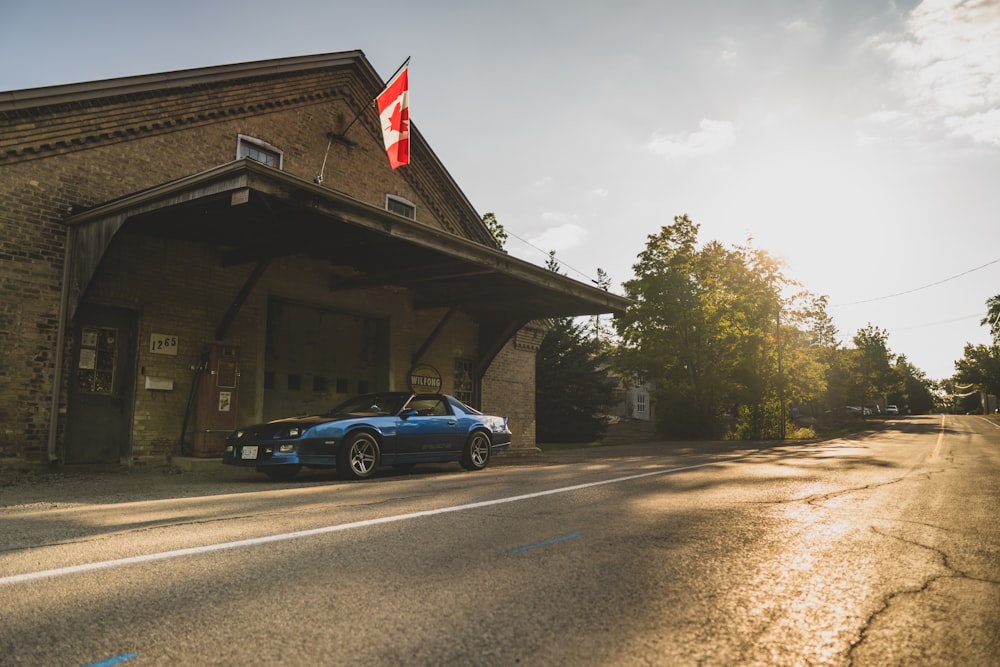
xmin=82 ymin=652 xmax=138 ymax=667
xmin=512 ymin=531 xmax=582 ymax=554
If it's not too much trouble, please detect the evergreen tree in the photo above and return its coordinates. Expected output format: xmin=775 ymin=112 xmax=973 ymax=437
xmin=535 ymin=250 xmax=616 ymax=442
xmin=536 ymin=317 xmax=617 ymax=443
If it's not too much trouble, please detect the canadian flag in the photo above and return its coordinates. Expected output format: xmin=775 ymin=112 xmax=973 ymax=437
xmin=376 ymin=66 xmax=410 ymax=169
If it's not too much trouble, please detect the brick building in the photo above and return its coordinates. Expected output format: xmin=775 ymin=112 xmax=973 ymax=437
xmin=0 ymin=51 xmax=628 ymax=471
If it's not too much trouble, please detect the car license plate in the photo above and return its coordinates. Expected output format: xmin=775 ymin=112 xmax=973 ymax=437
xmin=241 ymin=445 xmax=258 ymax=460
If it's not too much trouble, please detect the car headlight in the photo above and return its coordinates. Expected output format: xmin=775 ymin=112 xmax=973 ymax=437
xmin=278 ymin=443 xmax=295 ymax=453
xmin=287 ymin=427 xmax=302 ymax=438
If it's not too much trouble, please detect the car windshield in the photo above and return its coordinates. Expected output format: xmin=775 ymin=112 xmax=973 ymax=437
xmin=326 ymin=393 xmax=411 ymax=417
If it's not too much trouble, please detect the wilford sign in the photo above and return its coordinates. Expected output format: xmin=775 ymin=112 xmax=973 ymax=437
xmin=407 ymin=364 xmax=442 ymax=392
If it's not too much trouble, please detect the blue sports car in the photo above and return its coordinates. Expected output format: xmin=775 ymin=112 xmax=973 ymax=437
xmin=223 ymin=392 xmax=512 ymax=480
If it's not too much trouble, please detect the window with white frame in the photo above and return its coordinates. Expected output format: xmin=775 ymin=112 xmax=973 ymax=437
xmin=386 ymin=194 xmax=416 ymax=219
xmin=237 ymin=134 xmax=282 ymax=169
xmin=635 ymin=392 xmax=647 ymax=415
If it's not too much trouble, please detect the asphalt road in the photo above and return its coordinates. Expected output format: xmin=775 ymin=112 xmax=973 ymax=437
xmin=1 ymin=414 xmax=998 ymax=666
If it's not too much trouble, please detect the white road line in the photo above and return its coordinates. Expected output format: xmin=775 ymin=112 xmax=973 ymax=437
xmin=974 ymin=415 xmax=1000 ymax=429
xmin=1 ymin=453 xmax=754 ymax=586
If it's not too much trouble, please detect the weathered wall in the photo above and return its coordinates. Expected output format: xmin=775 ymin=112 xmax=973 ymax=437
xmin=0 ymin=61 xmax=516 ymax=470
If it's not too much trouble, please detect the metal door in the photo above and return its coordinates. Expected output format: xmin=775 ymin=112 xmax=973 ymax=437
xmin=64 ymin=305 xmax=137 ymax=464
xmin=193 ymin=344 xmax=240 ymax=457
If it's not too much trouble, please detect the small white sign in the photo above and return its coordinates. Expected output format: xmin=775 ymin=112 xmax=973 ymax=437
xmin=150 ymin=333 xmax=179 ymax=356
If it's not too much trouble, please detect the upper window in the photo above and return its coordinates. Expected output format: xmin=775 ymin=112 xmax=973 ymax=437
xmin=386 ymin=195 xmax=416 ymax=219
xmin=237 ymin=134 xmax=282 ymax=169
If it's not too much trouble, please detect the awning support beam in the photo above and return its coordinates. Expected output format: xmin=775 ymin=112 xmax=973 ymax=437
xmin=412 ymin=307 xmax=457 ymax=366
xmin=215 ymin=259 xmax=270 ymax=340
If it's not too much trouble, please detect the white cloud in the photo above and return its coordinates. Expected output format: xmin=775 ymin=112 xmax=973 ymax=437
xmin=528 ymin=222 xmax=589 ymax=252
xmin=647 ymin=119 xmax=737 ymax=159
xmin=866 ymin=109 xmax=905 ymax=124
xmin=592 ymin=187 xmax=609 ymax=198
xmin=877 ymin=0 xmax=1000 ymax=147
xmin=945 ymin=108 xmax=1000 ymax=146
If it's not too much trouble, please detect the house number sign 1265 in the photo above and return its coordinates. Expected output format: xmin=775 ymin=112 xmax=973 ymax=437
xmin=150 ymin=333 xmax=179 ymax=356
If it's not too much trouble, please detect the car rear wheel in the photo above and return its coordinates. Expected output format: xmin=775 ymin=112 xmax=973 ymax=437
xmin=260 ymin=465 xmax=302 ymax=481
xmin=461 ymin=431 xmax=491 ymax=471
xmin=338 ymin=432 xmax=381 ymax=480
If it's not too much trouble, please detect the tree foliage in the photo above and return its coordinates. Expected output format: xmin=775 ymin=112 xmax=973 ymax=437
xmin=609 ymin=214 xmax=948 ymax=439
xmin=983 ymin=294 xmax=1000 ymax=345
xmin=852 ymin=324 xmax=903 ymax=404
xmin=536 ymin=317 xmax=617 ymax=443
xmin=482 ymin=212 xmax=508 ymax=249
xmin=954 ymin=343 xmax=1000 ymax=398
xmin=534 ymin=251 xmax=617 ymax=442
xmin=614 ymin=215 xmax=828 ymax=439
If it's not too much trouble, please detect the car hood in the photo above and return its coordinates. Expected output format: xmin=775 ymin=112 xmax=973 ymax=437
xmin=236 ymin=414 xmax=356 ymax=439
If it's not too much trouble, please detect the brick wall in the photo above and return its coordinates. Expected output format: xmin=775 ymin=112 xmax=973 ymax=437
xmin=0 ymin=58 xmax=524 ymax=470
xmin=482 ymin=324 xmax=548 ymax=452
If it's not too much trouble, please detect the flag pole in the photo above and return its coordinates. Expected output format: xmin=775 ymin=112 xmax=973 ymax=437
xmin=341 ymin=56 xmax=410 ymax=137
xmin=315 ymin=56 xmax=410 ymax=185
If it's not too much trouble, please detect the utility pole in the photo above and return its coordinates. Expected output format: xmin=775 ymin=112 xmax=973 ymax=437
xmin=778 ymin=308 xmax=785 ymax=440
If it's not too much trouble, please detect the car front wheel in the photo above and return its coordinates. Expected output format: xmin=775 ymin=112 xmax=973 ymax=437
xmin=338 ymin=432 xmax=381 ymax=480
xmin=461 ymin=431 xmax=492 ymax=471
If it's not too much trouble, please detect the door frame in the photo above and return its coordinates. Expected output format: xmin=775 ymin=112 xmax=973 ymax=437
xmin=64 ymin=304 xmax=138 ymax=465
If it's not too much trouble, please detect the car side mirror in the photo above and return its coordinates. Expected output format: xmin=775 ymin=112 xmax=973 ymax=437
xmin=400 ymin=409 xmax=418 ymax=419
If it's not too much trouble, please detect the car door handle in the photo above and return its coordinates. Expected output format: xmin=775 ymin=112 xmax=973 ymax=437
xmin=448 ymin=420 xmax=456 ymax=425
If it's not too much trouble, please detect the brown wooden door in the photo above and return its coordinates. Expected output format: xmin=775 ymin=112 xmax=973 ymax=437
xmin=64 ymin=305 xmax=137 ymax=464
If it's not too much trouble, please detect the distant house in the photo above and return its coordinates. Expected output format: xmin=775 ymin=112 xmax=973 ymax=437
xmin=0 ymin=51 xmax=628 ymax=470
xmin=610 ymin=376 xmax=653 ymax=422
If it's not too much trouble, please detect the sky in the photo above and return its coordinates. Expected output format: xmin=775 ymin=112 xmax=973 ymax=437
xmin=2 ymin=0 xmax=999 ymax=381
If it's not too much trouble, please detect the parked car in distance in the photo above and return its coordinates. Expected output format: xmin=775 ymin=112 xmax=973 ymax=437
xmin=223 ymin=392 xmax=511 ymax=480
xmin=885 ymin=404 xmax=899 ymax=415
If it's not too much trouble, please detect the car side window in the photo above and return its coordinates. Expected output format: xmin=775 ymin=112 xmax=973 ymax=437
xmin=408 ymin=396 xmax=450 ymax=416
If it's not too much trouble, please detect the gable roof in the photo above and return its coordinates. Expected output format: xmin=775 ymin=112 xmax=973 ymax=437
xmin=0 ymin=50 xmax=497 ymax=246
xmin=6 ymin=52 xmax=630 ymax=338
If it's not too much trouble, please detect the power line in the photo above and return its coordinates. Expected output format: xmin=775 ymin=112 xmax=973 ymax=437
xmin=506 ymin=230 xmax=604 ymax=286
xmin=832 ymin=257 xmax=1000 ymax=307
xmin=890 ymin=312 xmax=984 ymax=332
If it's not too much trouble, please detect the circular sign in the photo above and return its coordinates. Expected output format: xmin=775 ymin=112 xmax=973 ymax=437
xmin=407 ymin=364 xmax=442 ymax=393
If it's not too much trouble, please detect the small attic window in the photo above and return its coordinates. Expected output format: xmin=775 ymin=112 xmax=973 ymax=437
xmin=237 ymin=134 xmax=282 ymax=169
xmin=386 ymin=195 xmax=416 ymax=220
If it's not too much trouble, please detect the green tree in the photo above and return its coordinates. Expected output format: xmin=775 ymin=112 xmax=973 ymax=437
xmin=536 ymin=317 xmax=617 ymax=443
xmin=616 ymin=216 xmax=716 ymax=438
xmin=954 ymin=343 xmax=1000 ymax=399
xmin=482 ymin=212 xmax=507 ymax=249
xmin=545 ymin=249 xmax=561 ymax=273
xmin=982 ymin=294 xmax=1000 ymax=345
xmin=535 ymin=250 xmax=617 ymax=442
xmin=615 ymin=215 xmax=799 ymax=439
xmin=589 ymin=267 xmax=615 ymax=348
xmin=852 ymin=324 xmax=902 ymax=407
xmin=893 ymin=355 xmax=935 ymax=414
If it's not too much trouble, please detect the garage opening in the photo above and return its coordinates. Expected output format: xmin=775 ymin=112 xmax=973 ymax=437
xmin=264 ymin=299 xmax=389 ymax=421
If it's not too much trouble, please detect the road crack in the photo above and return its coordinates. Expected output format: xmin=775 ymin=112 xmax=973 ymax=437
xmin=846 ymin=525 xmax=1000 ymax=665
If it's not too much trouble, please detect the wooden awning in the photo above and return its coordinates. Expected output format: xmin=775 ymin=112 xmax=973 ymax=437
xmin=63 ymin=159 xmax=630 ymax=362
